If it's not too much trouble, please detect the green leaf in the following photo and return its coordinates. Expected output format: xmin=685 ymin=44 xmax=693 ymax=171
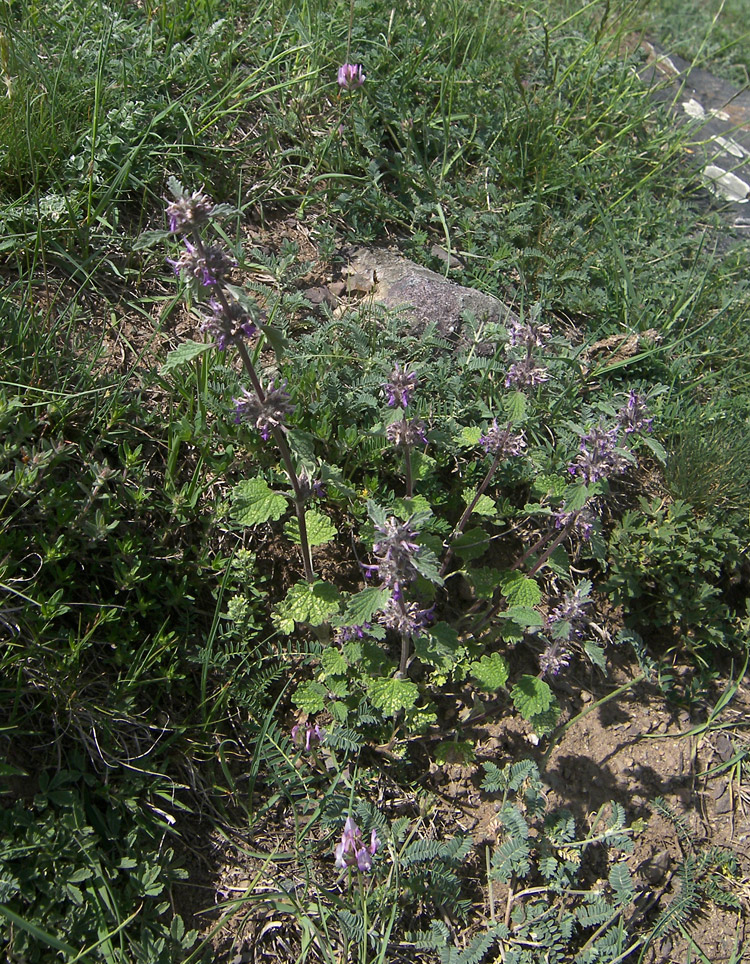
xmin=342 ymin=586 xmax=390 ymax=625
xmin=528 ymin=703 xmax=560 ymax=736
xmin=468 ymin=567 xmax=502 ymax=600
xmin=285 ymin=510 xmax=337 ymax=547
xmin=532 ymin=473 xmax=568 ymax=498
xmin=133 ymin=228 xmax=171 ymax=251
xmin=367 ymin=676 xmax=419 ymax=716
xmin=502 ymin=605 xmax=543 ymax=627
xmin=451 ymin=526 xmax=490 ymax=561
xmin=641 ymin=435 xmax=667 ymax=463
xmin=293 ymin=680 xmax=328 ymax=713
xmin=564 ymin=482 xmax=592 ymax=512
xmin=584 ymin=639 xmax=607 ymax=673
xmin=414 ymin=622 xmax=463 ymax=671
xmin=469 ymin=653 xmax=509 ymax=692
xmin=499 ymin=571 xmax=542 ymax=607
xmin=503 ymin=391 xmax=527 ymax=423
xmin=460 ymin=426 xmax=483 ymax=447
xmin=435 ymin=740 xmax=475 ymax=765
xmin=230 ymin=478 xmax=288 ymax=526
xmin=277 ymin=580 xmax=341 ymax=627
xmin=159 ymin=339 xmax=212 ymax=374
xmin=511 ymin=675 xmax=553 ymax=720
xmin=464 ymin=491 xmax=497 ymax=518
xmin=321 ymin=647 xmax=348 ymax=677
xmin=286 ymin=429 xmax=318 ymax=469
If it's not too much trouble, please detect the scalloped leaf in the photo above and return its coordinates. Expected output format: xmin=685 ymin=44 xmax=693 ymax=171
xmin=451 ymin=527 xmax=490 ymax=562
xmin=414 ymin=622 xmax=463 ymax=671
xmin=293 ymin=680 xmax=328 ymax=713
xmin=502 ymin=605 xmax=543 ymax=627
xmin=468 ymin=567 xmax=502 ymax=600
xmin=342 ymin=586 xmax=390 ymax=626
xmin=367 ymin=676 xmax=419 ymax=716
xmin=511 ymin=675 xmax=553 ymax=720
xmin=464 ymin=491 xmax=497 ymax=518
xmin=460 ymin=425 xmax=483 ymax=447
xmin=499 ymin=571 xmax=542 ymax=607
xmin=159 ymin=339 xmax=213 ymax=374
xmin=277 ymin=580 xmax=341 ymax=627
xmin=285 ymin=510 xmax=337 ymax=547
xmin=503 ymin=391 xmax=527 ymax=424
xmin=469 ymin=653 xmax=509 ymax=692
xmin=230 ymin=478 xmax=288 ymax=526
xmin=321 ymin=647 xmax=348 ymax=677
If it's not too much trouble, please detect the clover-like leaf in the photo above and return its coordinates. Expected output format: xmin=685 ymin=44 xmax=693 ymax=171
xmin=511 ymin=675 xmax=553 ymax=720
xmin=285 ymin=510 xmax=337 ymax=547
xmin=469 ymin=653 xmax=509 ymax=692
xmin=230 ymin=478 xmax=288 ymax=526
xmin=367 ymin=676 xmax=419 ymax=716
xmin=159 ymin=339 xmax=213 ymax=374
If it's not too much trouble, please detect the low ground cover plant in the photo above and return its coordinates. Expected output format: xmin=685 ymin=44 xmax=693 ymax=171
xmin=1 ymin=0 xmax=749 ymax=961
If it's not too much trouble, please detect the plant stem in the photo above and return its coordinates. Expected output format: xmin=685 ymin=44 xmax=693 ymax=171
xmin=440 ymin=451 xmax=501 ymax=578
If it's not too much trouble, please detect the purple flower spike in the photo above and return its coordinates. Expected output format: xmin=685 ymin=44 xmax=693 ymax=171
xmin=504 ymin=356 xmax=549 ymax=390
xmin=335 ymin=816 xmax=380 ymax=873
xmin=479 ymin=419 xmax=526 ymax=459
xmin=338 ymin=63 xmax=365 ymax=88
xmin=202 ymin=299 xmax=257 ymax=350
xmin=233 ymin=380 xmax=295 ymax=439
xmin=169 ymin=240 xmax=233 ymax=288
xmin=507 ymin=316 xmax=551 ymax=351
xmin=618 ymin=391 xmax=653 ymax=436
xmin=166 ymin=188 xmax=215 ymax=234
xmin=372 ymin=517 xmax=422 ymax=590
xmin=386 ymin=417 xmax=428 ymax=448
xmin=379 ymin=596 xmax=432 ymax=636
xmin=384 ymin=365 xmax=417 ymax=408
xmin=568 ymin=422 xmax=628 ymax=484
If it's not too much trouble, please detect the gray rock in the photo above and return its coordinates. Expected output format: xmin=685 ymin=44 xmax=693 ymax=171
xmin=342 ymin=245 xmax=519 ymax=350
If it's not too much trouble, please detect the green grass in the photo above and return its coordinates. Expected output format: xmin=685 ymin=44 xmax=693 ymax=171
xmin=1 ymin=0 xmax=749 ymax=960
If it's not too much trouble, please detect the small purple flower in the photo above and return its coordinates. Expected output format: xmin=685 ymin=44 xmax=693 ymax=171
xmin=384 ymin=365 xmax=417 ymax=408
xmin=166 ymin=188 xmax=215 ymax=234
xmin=546 ymin=584 xmax=592 ymax=639
xmin=379 ymin=596 xmax=432 ymax=636
xmin=479 ymin=419 xmax=526 ymax=459
xmin=505 ymin=356 xmax=549 ymax=390
xmin=386 ymin=417 xmax=428 ymax=449
xmin=539 ymin=640 xmax=572 ymax=677
xmin=202 ymin=298 xmax=257 ymax=350
xmin=335 ymin=817 xmax=380 ymax=872
xmin=507 ymin=316 xmax=550 ymax=351
xmin=233 ymin=380 xmax=295 ymax=439
xmin=371 ymin=517 xmax=422 ymax=590
xmin=291 ymin=721 xmax=324 ymax=752
xmin=568 ymin=422 xmax=628 ymax=484
xmin=553 ymin=507 xmax=595 ymax=542
xmin=617 ymin=391 xmax=653 ymax=436
xmin=338 ymin=63 xmax=365 ymax=88
xmin=334 ymin=624 xmax=370 ymax=643
xmin=168 ymin=240 xmax=233 ymax=288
